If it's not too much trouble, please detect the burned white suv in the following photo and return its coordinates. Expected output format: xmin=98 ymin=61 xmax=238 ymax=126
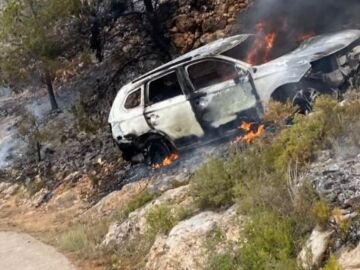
xmin=109 ymin=29 xmax=360 ymax=164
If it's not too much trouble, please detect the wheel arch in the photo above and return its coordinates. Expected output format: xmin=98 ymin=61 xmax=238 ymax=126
xmin=137 ymin=131 xmax=176 ymax=150
xmin=270 ymin=78 xmax=336 ymax=103
xmin=270 ymin=83 xmax=302 ymax=103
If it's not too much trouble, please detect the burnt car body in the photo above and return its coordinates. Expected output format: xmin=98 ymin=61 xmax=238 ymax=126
xmin=109 ymin=29 xmax=360 ymax=163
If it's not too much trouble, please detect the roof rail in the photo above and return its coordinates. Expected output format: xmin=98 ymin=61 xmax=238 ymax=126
xmin=132 ymin=57 xmax=193 ymax=84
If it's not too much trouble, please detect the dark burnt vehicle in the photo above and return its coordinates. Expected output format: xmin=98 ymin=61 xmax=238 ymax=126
xmin=109 ymin=29 xmax=360 ymax=164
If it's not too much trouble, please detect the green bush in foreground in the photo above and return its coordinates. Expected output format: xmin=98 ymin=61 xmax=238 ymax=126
xmin=146 ymin=204 xmax=191 ymax=235
xmin=323 ymin=256 xmax=342 ymax=270
xmin=59 ymin=225 xmax=89 ymax=253
xmin=239 ymin=212 xmax=298 ymax=270
xmin=208 ymin=254 xmax=239 ymax=270
xmin=112 ymin=190 xmax=157 ymax=222
xmin=191 ymin=159 xmax=235 ymax=209
xmin=193 ymin=96 xmax=360 ymax=268
xmin=59 ymin=221 xmax=108 ymax=258
xmin=312 ymin=200 xmax=331 ymax=229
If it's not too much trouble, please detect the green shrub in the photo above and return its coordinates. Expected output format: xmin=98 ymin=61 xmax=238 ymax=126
xmin=112 ymin=190 xmax=156 ymax=222
xmin=110 ymin=232 xmax=156 ymax=270
xmin=206 ymin=228 xmax=240 ymax=270
xmin=208 ymin=254 xmax=239 ymax=270
xmin=264 ymin=100 xmax=295 ymax=127
xmin=192 ymin=96 xmax=360 ymax=268
xmin=312 ymin=200 xmax=331 ymax=229
xmin=146 ymin=205 xmax=190 ymax=235
xmin=171 ymin=178 xmax=189 ymax=189
xmin=190 ymin=158 xmax=235 ymax=209
xmin=239 ymin=212 xmax=298 ymax=270
xmin=191 ymin=96 xmax=360 ymax=213
xmin=59 ymin=225 xmax=89 ymax=253
xmin=59 ymin=221 xmax=109 ymax=258
xmin=323 ymin=256 xmax=342 ymax=270
xmin=292 ymin=182 xmax=319 ymax=236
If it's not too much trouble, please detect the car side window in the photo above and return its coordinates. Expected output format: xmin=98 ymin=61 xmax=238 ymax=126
xmin=147 ymin=71 xmax=183 ymax=105
xmin=187 ymin=60 xmax=239 ymax=90
xmin=124 ymin=89 xmax=141 ymax=109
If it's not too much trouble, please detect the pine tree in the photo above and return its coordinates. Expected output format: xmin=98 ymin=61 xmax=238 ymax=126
xmin=0 ymin=0 xmax=81 ymax=111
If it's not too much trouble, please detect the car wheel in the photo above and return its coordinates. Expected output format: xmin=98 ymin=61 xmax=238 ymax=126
xmin=116 ymin=143 xmax=138 ymax=162
xmin=144 ymin=139 xmax=173 ymax=166
xmin=292 ymin=87 xmax=319 ymax=114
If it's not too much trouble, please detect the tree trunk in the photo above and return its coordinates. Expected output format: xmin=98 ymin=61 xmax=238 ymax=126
xmin=36 ymin=141 xmax=41 ymax=162
xmin=142 ymin=0 xmax=171 ymax=61
xmin=44 ymin=70 xmax=59 ymax=111
xmin=143 ymin=0 xmax=154 ymax=13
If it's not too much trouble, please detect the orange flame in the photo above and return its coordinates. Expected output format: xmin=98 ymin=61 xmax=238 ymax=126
xmin=245 ymin=21 xmax=277 ymax=65
xmin=297 ymin=32 xmax=315 ymax=42
xmin=233 ymin=122 xmax=265 ymax=144
xmin=153 ymin=153 xmax=179 ymax=169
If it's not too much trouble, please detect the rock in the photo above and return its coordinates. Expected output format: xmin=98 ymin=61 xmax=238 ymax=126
xmin=76 ymin=131 xmax=88 ymax=141
xmin=199 ymin=32 xmax=218 ymax=44
xmin=83 ymin=180 xmax=150 ymax=218
xmin=0 ymin=182 xmax=11 ymax=193
xmin=145 ymin=207 xmax=241 ymax=270
xmin=102 ymin=185 xmax=191 ymax=247
xmin=31 ymin=188 xmax=50 ymax=207
xmin=174 ymin=15 xmax=196 ymax=33
xmin=171 ymin=32 xmax=195 ymax=52
xmin=147 ymin=171 xmax=190 ymax=193
xmin=298 ymin=227 xmax=334 ymax=269
xmin=339 ymin=242 xmax=360 ymax=270
xmin=3 ymin=183 xmax=19 ymax=196
xmin=145 ymin=211 xmax=220 ymax=270
xmin=310 ymin=155 xmax=360 ymax=205
xmin=47 ymin=190 xmax=79 ymax=210
xmin=201 ymin=16 xmax=227 ymax=32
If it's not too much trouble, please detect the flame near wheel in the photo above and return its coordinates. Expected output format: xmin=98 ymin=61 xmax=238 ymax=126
xmin=144 ymin=138 xmax=179 ymax=168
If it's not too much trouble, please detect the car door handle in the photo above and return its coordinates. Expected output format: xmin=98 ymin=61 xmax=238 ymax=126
xmin=146 ymin=114 xmax=159 ymax=125
xmin=146 ymin=114 xmax=159 ymax=119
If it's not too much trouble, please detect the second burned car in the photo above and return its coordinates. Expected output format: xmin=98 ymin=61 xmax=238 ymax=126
xmin=109 ymin=29 xmax=360 ymax=164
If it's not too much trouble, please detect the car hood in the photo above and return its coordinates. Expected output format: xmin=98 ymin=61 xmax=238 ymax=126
xmin=257 ymin=29 xmax=360 ymax=71
xmin=251 ymin=29 xmax=360 ymax=103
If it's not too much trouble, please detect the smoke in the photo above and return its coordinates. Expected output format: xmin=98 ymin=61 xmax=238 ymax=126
xmin=236 ymin=0 xmax=360 ymax=60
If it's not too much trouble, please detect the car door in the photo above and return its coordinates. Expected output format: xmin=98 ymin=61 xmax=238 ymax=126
xmin=186 ymin=58 xmax=260 ymax=129
xmin=117 ymin=86 xmax=150 ymax=137
xmin=144 ymin=70 xmax=204 ymax=142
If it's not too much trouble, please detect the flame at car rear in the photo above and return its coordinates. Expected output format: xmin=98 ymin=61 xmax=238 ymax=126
xmin=233 ymin=122 xmax=265 ymax=144
xmin=153 ymin=152 xmax=179 ymax=169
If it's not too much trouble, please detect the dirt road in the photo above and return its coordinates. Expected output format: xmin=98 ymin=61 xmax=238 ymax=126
xmin=0 ymin=232 xmax=76 ymax=270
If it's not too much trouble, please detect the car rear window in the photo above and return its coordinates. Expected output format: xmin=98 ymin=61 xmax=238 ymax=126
xmin=124 ymin=89 xmax=141 ymax=109
xmin=187 ymin=60 xmax=238 ymax=90
xmin=147 ymin=71 xmax=183 ymax=105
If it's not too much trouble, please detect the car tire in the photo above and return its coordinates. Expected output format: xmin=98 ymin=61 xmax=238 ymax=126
xmin=292 ymin=87 xmax=319 ymax=114
xmin=144 ymin=139 xmax=173 ymax=166
xmin=291 ymin=80 xmax=337 ymax=114
xmin=116 ymin=143 xmax=139 ymax=162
